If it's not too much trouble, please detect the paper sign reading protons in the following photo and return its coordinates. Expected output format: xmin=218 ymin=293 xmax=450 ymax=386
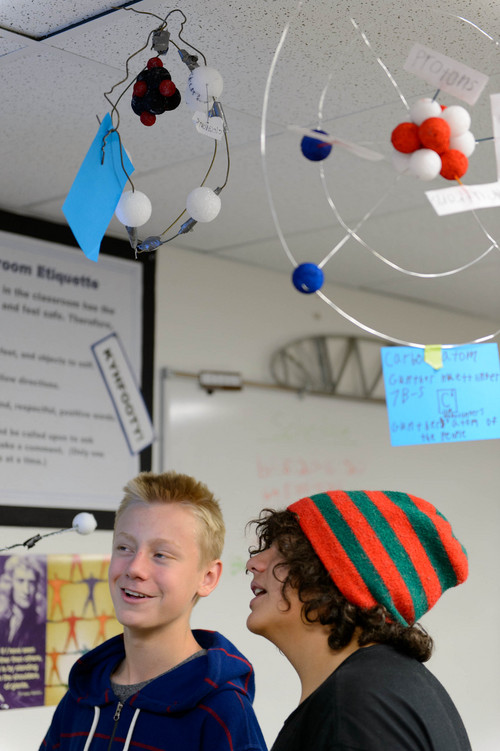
xmin=404 ymin=43 xmax=489 ymax=105
xmin=381 ymin=344 xmax=500 ymax=446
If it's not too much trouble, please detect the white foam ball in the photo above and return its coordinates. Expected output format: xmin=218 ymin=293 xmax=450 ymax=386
xmin=409 ymin=98 xmax=442 ymax=126
xmin=409 ymin=149 xmax=442 ymax=180
xmin=186 ymin=187 xmax=222 ymax=222
xmin=72 ymin=512 xmax=97 ymax=535
xmin=392 ymin=151 xmax=412 ymax=174
xmin=187 ymin=66 xmax=223 ymax=102
xmin=184 ymin=85 xmax=214 ymax=112
xmin=450 ymin=130 xmax=476 ymax=157
xmin=115 ymin=190 xmax=152 ymax=227
xmin=441 ymin=106 xmax=471 ymax=136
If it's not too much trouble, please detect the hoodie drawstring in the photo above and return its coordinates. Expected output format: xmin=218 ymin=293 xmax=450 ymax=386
xmin=123 ymin=708 xmax=141 ymax=751
xmin=82 ymin=706 xmax=100 ymax=751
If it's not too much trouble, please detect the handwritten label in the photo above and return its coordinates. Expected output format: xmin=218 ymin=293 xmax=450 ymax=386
xmin=381 ymin=344 xmax=500 ymax=446
xmin=91 ymin=332 xmax=154 ymax=455
xmin=192 ymin=112 xmax=224 ymax=140
xmin=426 ymin=181 xmax=500 ymax=215
xmin=404 ymin=43 xmax=488 ymax=105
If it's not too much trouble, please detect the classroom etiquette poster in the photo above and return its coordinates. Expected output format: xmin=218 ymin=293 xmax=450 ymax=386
xmin=0 ymin=231 xmax=144 ymax=510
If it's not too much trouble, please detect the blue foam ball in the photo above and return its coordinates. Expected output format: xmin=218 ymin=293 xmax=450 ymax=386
xmin=300 ymin=130 xmax=332 ymax=161
xmin=292 ymin=263 xmax=324 ymax=294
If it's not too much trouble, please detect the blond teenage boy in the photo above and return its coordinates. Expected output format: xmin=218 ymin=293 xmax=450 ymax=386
xmin=40 ymin=471 xmax=267 ymax=751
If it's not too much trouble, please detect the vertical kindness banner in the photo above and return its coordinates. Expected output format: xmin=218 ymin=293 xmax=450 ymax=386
xmin=0 ymin=554 xmax=122 ymax=709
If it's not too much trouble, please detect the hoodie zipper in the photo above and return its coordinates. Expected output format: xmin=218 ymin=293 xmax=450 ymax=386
xmin=106 ymin=701 xmax=123 ymax=751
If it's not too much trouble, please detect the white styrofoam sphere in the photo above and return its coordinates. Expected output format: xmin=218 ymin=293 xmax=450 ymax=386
xmin=441 ymin=105 xmax=471 ymax=137
xmin=409 ymin=97 xmax=442 ymax=126
xmin=409 ymin=148 xmax=442 ymax=180
xmin=72 ymin=512 xmax=97 ymax=535
xmin=392 ymin=151 xmax=411 ymax=174
xmin=186 ymin=187 xmax=222 ymax=222
xmin=450 ymin=130 xmax=476 ymax=157
xmin=184 ymin=85 xmax=214 ymax=112
xmin=187 ymin=66 xmax=224 ymax=102
xmin=115 ymin=190 xmax=152 ymax=227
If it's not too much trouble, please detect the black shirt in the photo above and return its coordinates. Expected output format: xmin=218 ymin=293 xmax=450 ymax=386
xmin=271 ymin=644 xmax=471 ymax=751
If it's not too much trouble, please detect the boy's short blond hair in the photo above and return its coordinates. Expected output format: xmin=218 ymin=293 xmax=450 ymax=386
xmin=116 ymin=470 xmax=225 ymax=565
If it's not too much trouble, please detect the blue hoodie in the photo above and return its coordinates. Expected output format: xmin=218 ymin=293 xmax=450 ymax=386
xmin=39 ymin=629 xmax=268 ymax=751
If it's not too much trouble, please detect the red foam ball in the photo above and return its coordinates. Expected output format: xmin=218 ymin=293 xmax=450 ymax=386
xmin=159 ymin=79 xmax=177 ymax=97
xmin=418 ymin=117 xmax=450 ymax=154
xmin=147 ymin=57 xmax=163 ymax=69
xmin=391 ymin=122 xmax=421 ymax=153
xmin=133 ymin=81 xmax=147 ymax=98
xmin=440 ymin=149 xmax=468 ymax=180
xmin=140 ymin=111 xmax=156 ymax=126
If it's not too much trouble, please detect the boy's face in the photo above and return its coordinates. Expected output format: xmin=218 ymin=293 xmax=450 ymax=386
xmin=246 ymin=543 xmax=302 ymax=646
xmin=109 ymin=501 xmax=214 ymax=636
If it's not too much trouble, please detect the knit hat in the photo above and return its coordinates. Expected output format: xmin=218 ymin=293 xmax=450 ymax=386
xmin=287 ymin=490 xmax=468 ymax=626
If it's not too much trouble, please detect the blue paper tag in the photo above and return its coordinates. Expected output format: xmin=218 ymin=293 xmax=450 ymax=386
xmin=381 ymin=343 xmax=500 ymax=446
xmin=62 ymin=113 xmax=134 ymax=262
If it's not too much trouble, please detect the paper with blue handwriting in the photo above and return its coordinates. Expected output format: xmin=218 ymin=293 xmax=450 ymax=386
xmin=62 ymin=113 xmax=134 ymax=262
xmin=381 ymin=343 xmax=500 ymax=446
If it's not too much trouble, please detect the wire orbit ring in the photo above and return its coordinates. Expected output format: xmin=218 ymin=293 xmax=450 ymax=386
xmin=102 ymin=7 xmax=230 ymax=257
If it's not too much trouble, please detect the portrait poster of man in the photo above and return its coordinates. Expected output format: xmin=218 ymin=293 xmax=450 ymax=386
xmin=0 ymin=553 xmax=121 ymax=710
xmin=0 ymin=555 xmax=47 ymax=709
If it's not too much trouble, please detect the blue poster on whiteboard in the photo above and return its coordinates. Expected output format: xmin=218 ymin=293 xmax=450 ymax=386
xmin=381 ymin=343 xmax=500 ymax=446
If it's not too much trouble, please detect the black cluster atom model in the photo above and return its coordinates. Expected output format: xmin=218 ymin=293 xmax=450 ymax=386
xmin=131 ymin=57 xmax=181 ymax=126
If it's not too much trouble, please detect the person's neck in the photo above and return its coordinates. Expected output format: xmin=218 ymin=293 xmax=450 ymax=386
xmin=114 ymin=625 xmax=202 ymax=685
xmin=281 ymin=625 xmax=366 ymax=704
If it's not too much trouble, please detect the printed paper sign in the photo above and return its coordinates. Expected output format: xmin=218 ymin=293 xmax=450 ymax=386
xmin=381 ymin=344 xmax=500 ymax=446
xmin=0 ymin=554 xmax=122 ymax=709
xmin=91 ymin=332 xmax=154 ymax=455
xmin=404 ymin=43 xmax=488 ymax=105
xmin=426 ymin=181 xmax=500 ymax=215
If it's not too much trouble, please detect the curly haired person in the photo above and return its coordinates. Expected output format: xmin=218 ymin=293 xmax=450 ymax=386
xmin=246 ymin=490 xmax=471 ymax=751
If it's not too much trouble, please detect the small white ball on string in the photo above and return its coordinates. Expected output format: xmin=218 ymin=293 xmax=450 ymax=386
xmin=72 ymin=512 xmax=98 ymax=535
xmin=441 ymin=105 xmax=471 ymax=137
xmin=409 ymin=148 xmax=442 ymax=180
xmin=115 ymin=190 xmax=152 ymax=227
xmin=186 ymin=187 xmax=222 ymax=222
xmin=187 ymin=66 xmax=224 ymax=103
xmin=409 ymin=97 xmax=442 ymax=126
xmin=450 ymin=130 xmax=476 ymax=157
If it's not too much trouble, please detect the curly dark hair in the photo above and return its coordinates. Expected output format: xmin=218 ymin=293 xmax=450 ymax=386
xmin=248 ymin=508 xmax=433 ymax=662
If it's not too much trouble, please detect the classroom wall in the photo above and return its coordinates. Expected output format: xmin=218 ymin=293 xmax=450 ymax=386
xmin=3 ymin=243 xmax=499 ymax=749
xmin=153 ymin=246 xmax=500 ymax=750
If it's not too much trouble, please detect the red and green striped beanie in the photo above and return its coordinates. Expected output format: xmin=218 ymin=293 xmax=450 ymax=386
xmin=287 ymin=490 xmax=468 ymax=626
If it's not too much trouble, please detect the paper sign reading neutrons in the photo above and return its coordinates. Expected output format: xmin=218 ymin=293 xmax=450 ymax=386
xmin=381 ymin=343 xmax=500 ymax=446
xmin=91 ymin=332 xmax=154 ymax=455
xmin=425 ymin=181 xmax=500 ymax=216
xmin=404 ymin=43 xmax=489 ymax=105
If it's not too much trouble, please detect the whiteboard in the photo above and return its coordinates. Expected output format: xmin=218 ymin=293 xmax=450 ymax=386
xmin=159 ymin=372 xmax=500 ymax=751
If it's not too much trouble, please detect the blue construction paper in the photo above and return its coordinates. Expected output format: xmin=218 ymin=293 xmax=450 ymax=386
xmin=381 ymin=343 xmax=500 ymax=446
xmin=62 ymin=113 xmax=134 ymax=262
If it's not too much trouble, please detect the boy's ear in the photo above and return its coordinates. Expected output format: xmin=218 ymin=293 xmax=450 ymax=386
xmin=197 ymin=559 xmax=223 ymax=598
